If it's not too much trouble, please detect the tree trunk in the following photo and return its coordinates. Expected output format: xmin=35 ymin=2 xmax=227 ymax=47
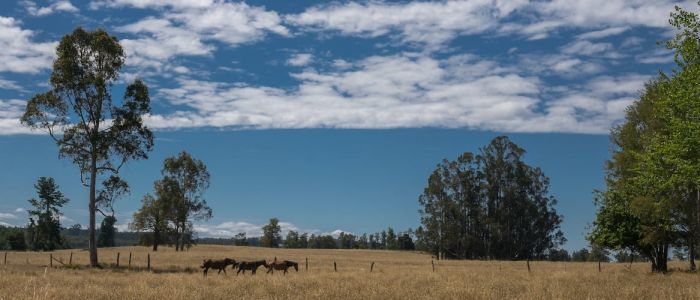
xmin=174 ymin=223 xmax=180 ymax=251
xmin=689 ymin=243 xmax=696 ymax=271
xmin=152 ymin=228 xmax=159 ymax=251
xmin=655 ymin=244 xmax=668 ymax=273
xmin=89 ymin=156 xmax=98 ymax=267
xmin=180 ymin=221 xmax=186 ymax=251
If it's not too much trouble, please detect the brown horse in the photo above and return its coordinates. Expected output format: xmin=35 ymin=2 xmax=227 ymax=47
xmin=201 ymin=258 xmax=238 ymax=276
xmin=266 ymin=260 xmax=299 ymax=274
xmin=236 ymin=260 xmax=268 ymax=275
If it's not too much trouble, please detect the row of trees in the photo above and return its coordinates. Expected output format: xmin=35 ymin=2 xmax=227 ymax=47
xmin=0 ymin=176 xmax=126 ymax=251
xmin=588 ymin=4 xmax=700 ymax=273
xmin=416 ymin=136 xmax=565 ymax=260
xmin=256 ymin=218 xmax=416 ymax=250
xmin=280 ymin=231 xmax=416 ymax=250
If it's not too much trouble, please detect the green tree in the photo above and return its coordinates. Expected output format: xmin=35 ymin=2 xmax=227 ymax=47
xmin=97 ymin=176 xmax=128 ymax=248
xmin=588 ymin=245 xmax=611 ymax=262
xmin=547 ymin=249 xmax=570 ymax=262
xmin=397 ymin=232 xmax=415 ymax=251
xmin=7 ymin=230 xmax=27 ymax=251
xmin=571 ymin=248 xmax=590 ymax=262
xmin=419 ymin=136 xmax=564 ymax=260
xmin=299 ymin=233 xmax=309 ymax=248
xmin=0 ymin=226 xmax=27 ymax=251
xmin=261 ymin=218 xmax=281 ymax=248
xmin=130 ymin=192 xmax=170 ymax=251
xmin=338 ymin=232 xmax=356 ymax=249
xmin=98 ymin=216 xmax=117 ymax=248
xmin=26 ymin=177 xmax=69 ymax=251
xmin=21 ymin=28 xmax=154 ymax=266
xmin=161 ymin=151 xmax=212 ymax=251
xmin=284 ymin=230 xmax=300 ymax=248
xmin=590 ymin=2 xmax=700 ymax=273
xmin=386 ymin=227 xmax=397 ymax=250
xmin=233 ymin=232 xmax=248 ymax=246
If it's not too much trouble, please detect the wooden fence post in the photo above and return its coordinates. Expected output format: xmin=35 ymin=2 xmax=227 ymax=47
xmin=431 ymin=260 xmax=435 ymax=272
xmin=598 ymin=260 xmax=601 ymax=272
xmin=370 ymin=262 xmax=374 ymax=273
xmin=69 ymin=252 xmax=73 ymax=265
xmin=334 ymin=261 xmax=337 ymax=272
xmin=147 ymin=253 xmax=151 ymax=271
xmin=128 ymin=252 xmax=132 ymax=269
xmin=50 ymin=253 xmax=53 ymax=268
xmin=305 ymin=257 xmax=308 ymax=271
xmin=116 ymin=252 xmax=120 ymax=267
xmin=526 ymin=259 xmax=531 ymax=273
xmin=4 ymin=252 xmax=6 ymax=265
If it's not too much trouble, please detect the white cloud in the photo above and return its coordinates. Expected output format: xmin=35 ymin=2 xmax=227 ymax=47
xmin=112 ymin=2 xmax=287 ymax=76
xmin=90 ymin=0 xmax=215 ymax=9
xmin=0 ymin=212 xmax=17 ymax=220
xmin=324 ymin=229 xmax=353 ymax=238
xmin=117 ymin=17 xmax=213 ymax=61
xmin=518 ymin=54 xmax=605 ymax=77
xmin=192 ymin=220 xmax=318 ymax=238
xmin=165 ymin=2 xmax=289 ymax=46
xmin=14 ymin=208 xmax=25 ymax=213
xmin=585 ymin=74 xmax=650 ymax=97
xmin=286 ymin=53 xmax=313 ymax=67
xmin=289 ymin=0 xmax=698 ymax=44
xmin=0 ymin=17 xmax=57 ymax=73
xmin=23 ymin=0 xmax=79 ymax=17
xmin=0 ymin=221 xmax=13 ymax=227
xmin=0 ymin=99 xmax=34 ymax=135
xmin=0 ymin=78 xmax=24 ymax=91
xmin=114 ymin=221 xmax=130 ymax=232
xmin=622 ymin=36 xmax=645 ymax=48
xmin=560 ymin=40 xmax=620 ymax=58
xmin=145 ymin=52 xmax=642 ymax=134
xmin=576 ymin=27 xmax=629 ymax=40
xmin=513 ymin=0 xmax=698 ymax=39
xmin=636 ymin=48 xmax=675 ymax=64
xmin=287 ymin=0 xmax=528 ymax=47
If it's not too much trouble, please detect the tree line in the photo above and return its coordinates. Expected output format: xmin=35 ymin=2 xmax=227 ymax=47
xmin=247 ymin=218 xmax=416 ymax=250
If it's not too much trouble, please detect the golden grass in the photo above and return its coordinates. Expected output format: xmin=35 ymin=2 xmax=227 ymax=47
xmin=0 ymin=245 xmax=698 ymax=299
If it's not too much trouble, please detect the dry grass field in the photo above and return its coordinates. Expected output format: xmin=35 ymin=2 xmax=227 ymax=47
xmin=0 ymin=245 xmax=698 ymax=299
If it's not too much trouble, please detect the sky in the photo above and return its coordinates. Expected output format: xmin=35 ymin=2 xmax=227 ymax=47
xmin=0 ymin=0 xmax=695 ymax=252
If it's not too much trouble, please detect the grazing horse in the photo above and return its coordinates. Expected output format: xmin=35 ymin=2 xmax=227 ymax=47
xmin=236 ymin=260 xmax=268 ymax=275
xmin=201 ymin=258 xmax=238 ymax=276
xmin=266 ymin=260 xmax=299 ymax=275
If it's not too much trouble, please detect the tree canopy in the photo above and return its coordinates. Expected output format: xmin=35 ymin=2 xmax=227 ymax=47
xmin=417 ymin=136 xmax=564 ymax=260
xmin=21 ymin=27 xmax=153 ymax=266
xmin=261 ymin=218 xmax=282 ymax=248
xmin=26 ymin=177 xmax=69 ymax=251
xmin=589 ymin=3 xmax=700 ymax=273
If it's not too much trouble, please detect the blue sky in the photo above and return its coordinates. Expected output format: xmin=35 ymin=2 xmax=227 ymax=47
xmin=0 ymin=0 xmax=694 ymax=251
